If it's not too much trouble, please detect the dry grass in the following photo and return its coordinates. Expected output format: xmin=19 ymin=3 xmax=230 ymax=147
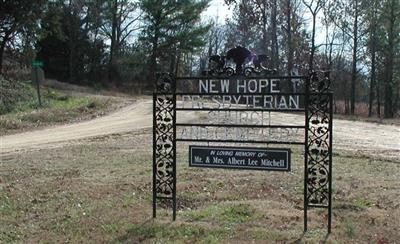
xmin=1 ymin=129 xmax=399 ymax=243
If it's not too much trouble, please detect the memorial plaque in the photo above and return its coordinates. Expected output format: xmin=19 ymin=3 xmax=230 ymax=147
xmin=189 ymin=146 xmax=290 ymax=171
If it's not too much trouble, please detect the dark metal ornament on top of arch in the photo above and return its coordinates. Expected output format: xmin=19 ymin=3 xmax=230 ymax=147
xmin=205 ymin=46 xmax=278 ymax=77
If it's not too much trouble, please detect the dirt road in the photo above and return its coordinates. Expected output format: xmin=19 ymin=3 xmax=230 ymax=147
xmin=0 ymin=99 xmax=153 ymax=154
xmin=1 ymin=99 xmax=399 ymax=160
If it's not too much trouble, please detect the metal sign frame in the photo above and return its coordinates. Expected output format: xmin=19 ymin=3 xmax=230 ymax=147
xmin=152 ymin=71 xmax=333 ymax=233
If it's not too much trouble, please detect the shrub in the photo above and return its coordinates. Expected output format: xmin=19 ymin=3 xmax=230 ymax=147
xmin=0 ymin=76 xmax=37 ymax=115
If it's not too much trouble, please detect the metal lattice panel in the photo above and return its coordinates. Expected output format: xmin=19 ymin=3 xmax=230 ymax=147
xmin=304 ymin=71 xmax=333 ymax=232
xmin=154 ymin=96 xmax=174 ymax=197
xmin=153 ymin=72 xmax=177 ymax=219
xmin=306 ymin=93 xmax=331 ymax=205
xmin=306 ymin=72 xmax=332 ymax=206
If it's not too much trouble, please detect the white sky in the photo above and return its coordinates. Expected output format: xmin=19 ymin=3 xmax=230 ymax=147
xmin=202 ymin=0 xmax=233 ymax=24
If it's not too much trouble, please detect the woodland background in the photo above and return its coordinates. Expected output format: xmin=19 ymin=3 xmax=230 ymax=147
xmin=1 ymin=0 xmax=399 ymax=118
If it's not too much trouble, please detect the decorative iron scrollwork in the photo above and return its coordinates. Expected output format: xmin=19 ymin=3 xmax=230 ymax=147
xmin=154 ymin=96 xmax=175 ymax=197
xmin=310 ymin=71 xmax=331 ymax=93
xmin=153 ymin=72 xmax=176 ymax=203
xmin=156 ymin=72 xmax=174 ymax=93
xmin=306 ymin=71 xmax=332 ymax=206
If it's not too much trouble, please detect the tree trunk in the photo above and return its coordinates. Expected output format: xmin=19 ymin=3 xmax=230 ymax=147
xmin=327 ymin=34 xmax=335 ymax=70
xmin=175 ymin=52 xmax=181 ymax=76
xmin=384 ymin=68 xmax=393 ymax=118
xmin=309 ymin=13 xmax=316 ymax=71
xmin=350 ymin=0 xmax=358 ymax=115
xmin=368 ymin=43 xmax=376 ymax=117
xmin=68 ymin=7 xmax=76 ymax=83
xmin=394 ymin=80 xmax=399 ymax=115
xmin=377 ymin=77 xmax=381 ymax=117
xmin=109 ymin=0 xmax=117 ymax=64
xmin=69 ymin=38 xmax=75 ymax=83
xmin=344 ymin=80 xmax=349 ymax=114
xmin=0 ymin=24 xmax=15 ymax=75
xmin=384 ymin=0 xmax=395 ymax=118
xmin=368 ymin=5 xmax=378 ymax=117
xmin=189 ymin=53 xmax=193 ymax=76
xmin=261 ymin=7 xmax=268 ymax=54
xmin=109 ymin=0 xmax=118 ymax=78
xmin=271 ymin=0 xmax=279 ymax=70
xmin=0 ymin=38 xmax=6 ymax=74
xmin=214 ymin=28 xmax=219 ymax=54
xmin=169 ymin=47 xmax=176 ymax=74
xmin=287 ymin=0 xmax=293 ymax=77
xmin=208 ymin=35 xmax=212 ymax=57
xmin=149 ymin=28 xmax=159 ymax=85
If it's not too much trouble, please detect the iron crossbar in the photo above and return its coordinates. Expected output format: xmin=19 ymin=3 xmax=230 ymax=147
xmin=175 ymin=123 xmax=305 ymax=129
xmin=176 ymin=108 xmax=306 ymax=112
xmin=176 ymin=138 xmax=305 ymax=145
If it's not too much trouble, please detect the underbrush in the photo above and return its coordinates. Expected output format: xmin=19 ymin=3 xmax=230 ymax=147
xmin=0 ymin=76 xmax=37 ymax=114
xmin=334 ymin=100 xmax=399 ymax=120
xmin=0 ymin=76 xmax=116 ymax=135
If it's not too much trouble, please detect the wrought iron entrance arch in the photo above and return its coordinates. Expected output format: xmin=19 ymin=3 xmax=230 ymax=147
xmin=152 ymin=50 xmax=333 ymax=233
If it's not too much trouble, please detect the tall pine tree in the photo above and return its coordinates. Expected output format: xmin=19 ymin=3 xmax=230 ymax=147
xmin=139 ymin=0 xmax=210 ymax=84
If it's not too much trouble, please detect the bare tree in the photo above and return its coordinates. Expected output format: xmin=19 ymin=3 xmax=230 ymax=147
xmin=382 ymin=0 xmax=399 ymax=118
xmin=102 ymin=0 xmax=141 ymax=69
xmin=302 ymin=0 xmax=325 ymax=71
xmin=350 ymin=0 xmax=360 ymax=115
xmin=270 ymin=0 xmax=279 ymax=69
xmin=365 ymin=0 xmax=380 ymax=117
xmin=285 ymin=0 xmax=293 ymax=76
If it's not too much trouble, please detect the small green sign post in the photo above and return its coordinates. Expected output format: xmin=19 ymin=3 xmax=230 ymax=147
xmin=32 ymin=61 xmax=43 ymax=68
xmin=32 ymin=60 xmax=43 ymax=106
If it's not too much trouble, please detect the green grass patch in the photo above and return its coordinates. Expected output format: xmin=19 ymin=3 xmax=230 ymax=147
xmin=101 ymin=222 xmax=135 ymax=234
xmin=344 ymin=221 xmax=355 ymax=237
xmin=0 ymin=188 xmax=17 ymax=216
xmin=353 ymin=198 xmax=373 ymax=209
xmin=118 ymin=222 xmax=230 ymax=243
xmin=0 ymin=189 xmax=23 ymax=242
xmin=220 ymin=204 xmax=255 ymax=223
xmin=187 ymin=203 xmax=258 ymax=224
xmin=244 ymin=228 xmax=288 ymax=241
xmin=0 ymin=229 xmax=23 ymax=243
xmin=0 ymin=80 xmax=115 ymax=134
